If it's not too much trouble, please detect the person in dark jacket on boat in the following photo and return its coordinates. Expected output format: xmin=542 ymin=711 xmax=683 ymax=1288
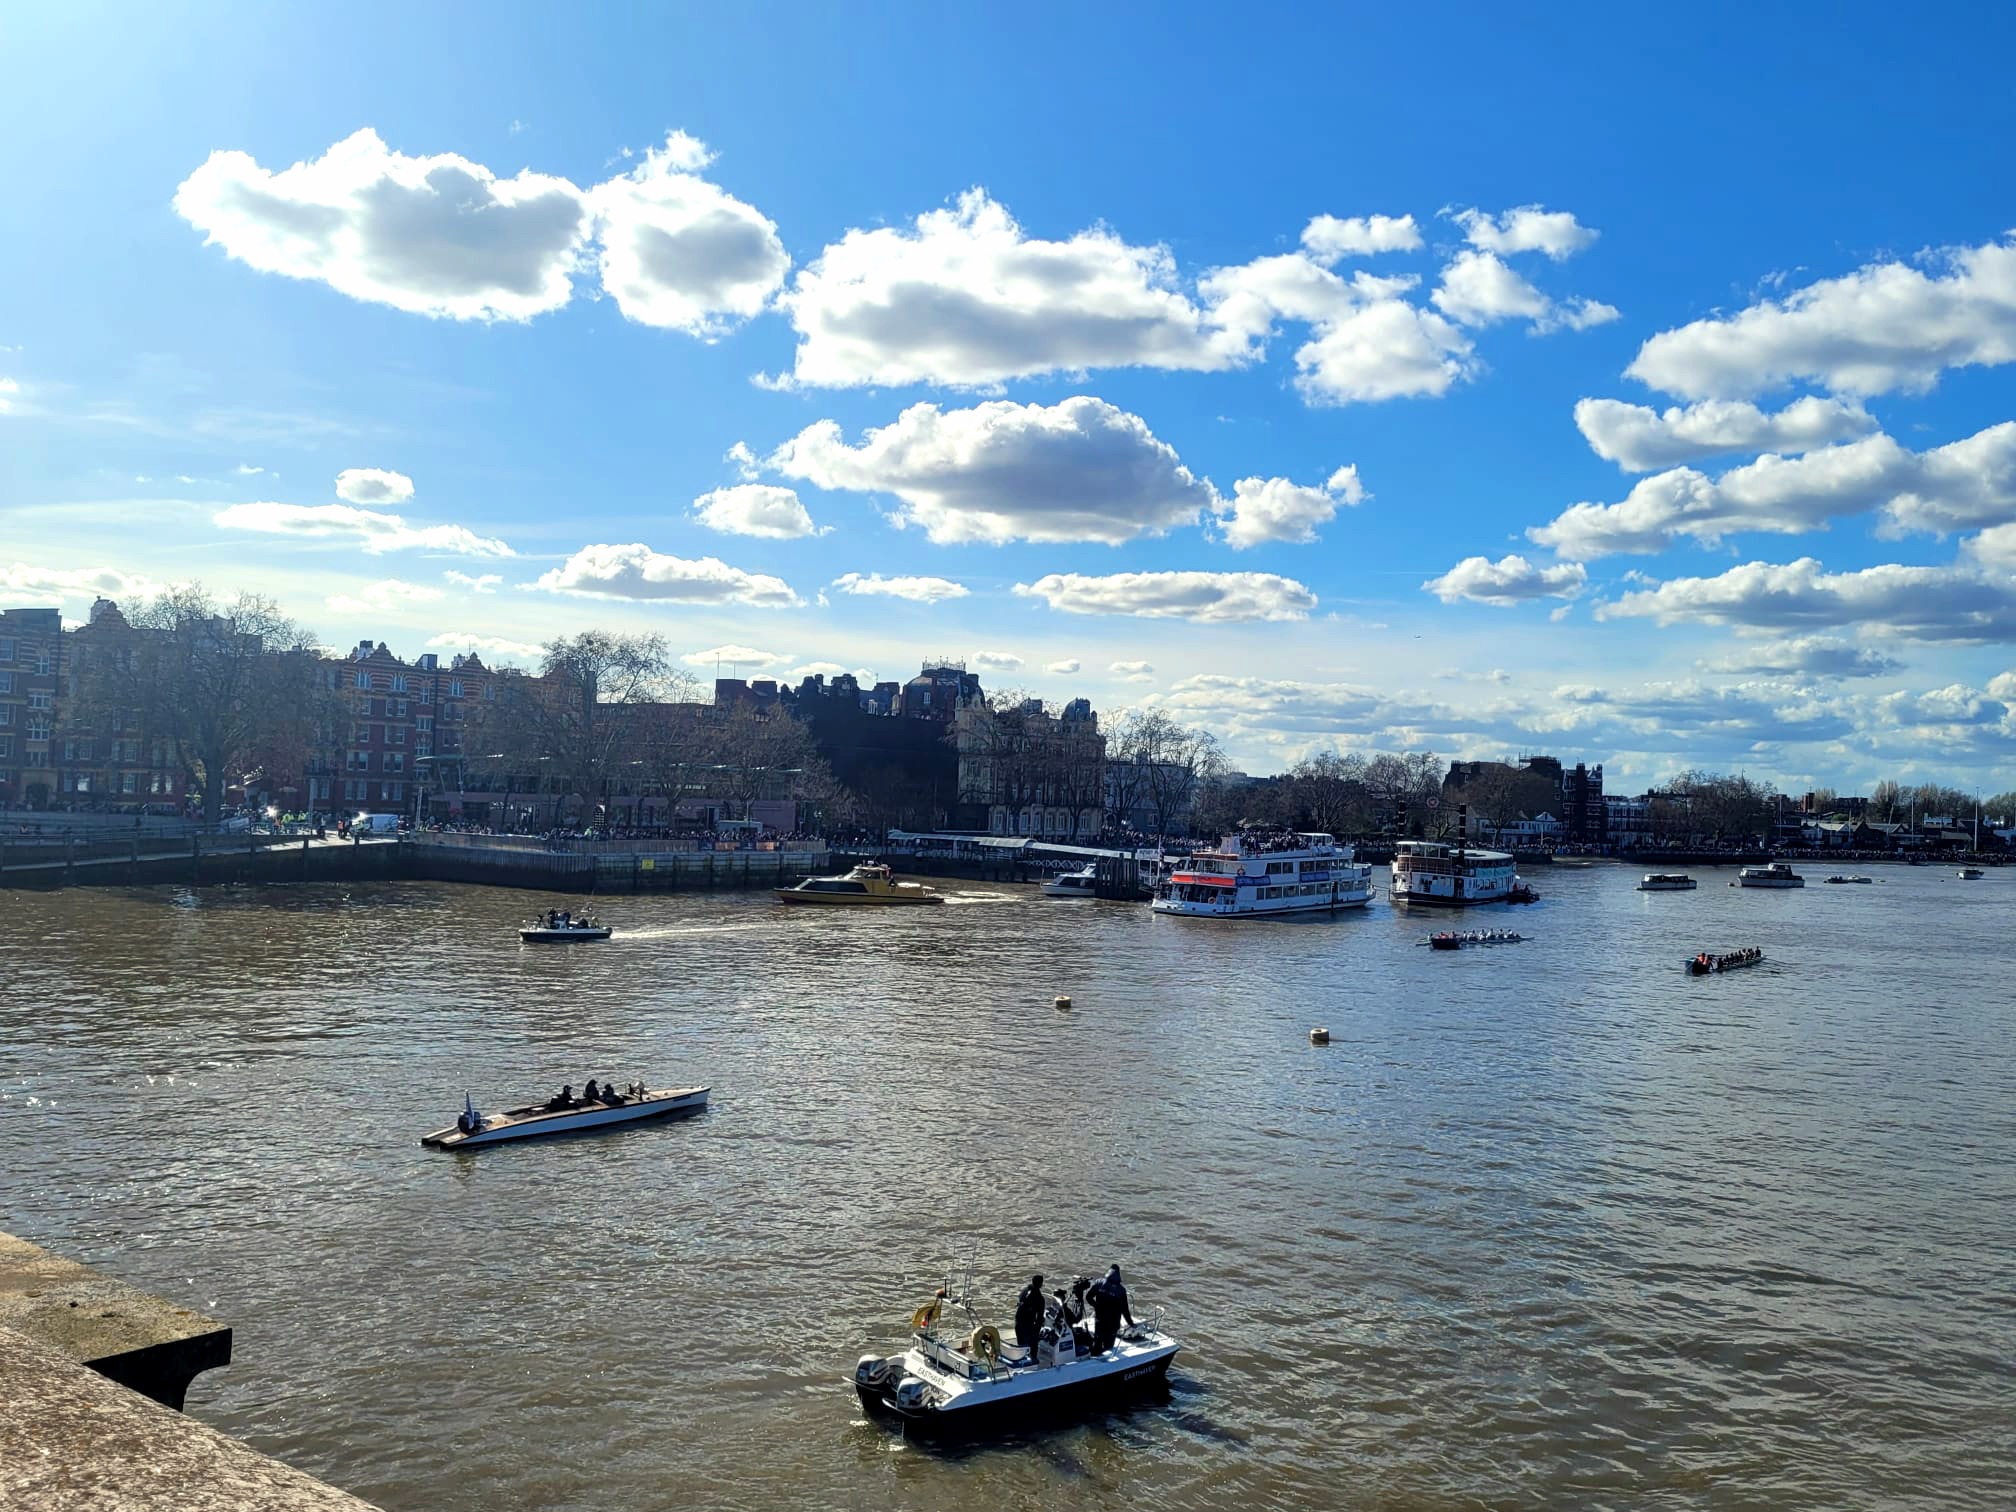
xmin=1014 ymin=1274 xmax=1046 ymax=1350
xmin=1088 ymin=1265 xmax=1135 ymax=1353
xmin=548 ymin=1084 xmax=573 ymax=1110
xmin=584 ymin=1078 xmax=600 ymax=1103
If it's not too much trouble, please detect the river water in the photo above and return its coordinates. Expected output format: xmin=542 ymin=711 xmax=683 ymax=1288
xmin=3 ymin=864 xmax=2012 ymax=1510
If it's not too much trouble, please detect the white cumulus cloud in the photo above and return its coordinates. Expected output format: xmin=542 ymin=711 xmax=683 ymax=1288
xmin=443 ymin=571 xmax=502 ymax=592
xmin=971 ymin=650 xmax=1024 ymax=672
xmin=1598 ymin=556 xmax=2016 ymax=643
xmin=1016 ymin=571 xmax=1317 ymax=623
xmin=326 ymin=577 xmax=443 ymax=614
xmin=588 ymin=131 xmax=789 ymax=336
xmin=214 ymin=501 xmax=512 ymax=557
xmin=828 ymin=572 xmax=969 ymax=604
xmin=1109 ymin=660 xmax=1156 ymax=682
xmin=1046 ymin=658 xmax=1081 ymax=675
xmin=1575 ymin=396 xmax=1880 ymax=471
xmin=174 ymin=129 xmax=591 ymax=321
xmin=691 ymin=483 xmax=823 ymax=539
xmin=0 ymin=562 xmax=171 ymax=601
xmin=1626 ymin=234 xmax=2016 ymax=399
xmin=768 ymin=396 xmax=1216 ymax=545
xmin=336 ymin=467 xmax=414 ymax=504
xmin=533 ymin=544 xmax=798 ymax=607
xmin=1703 ymin=635 xmax=1905 ymax=679
xmin=1529 ymin=423 xmax=2016 ymax=559
xmin=1301 ymin=214 xmax=1423 ymax=260
xmin=425 ymin=632 xmax=542 ymax=662
xmin=1448 ymin=204 xmax=1600 ymax=261
xmin=771 ymin=188 xmax=1242 ymax=389
xmin=681 ymin=643 xmax=788 ymax=668
xmin=1423 ymin=554 xmax=1588 ymax=605
xmin=1217 ymin=464 xmax=1367 ymax=549
xmin=1431 ymin=250 xmax=1618 ymax=333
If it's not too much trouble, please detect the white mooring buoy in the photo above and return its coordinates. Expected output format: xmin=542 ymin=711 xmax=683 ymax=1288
xmin=1054 ymin=995 xmax=1073 ymax=1012
xmin=1309 ymin=1026 xmax=1331 ymax=1045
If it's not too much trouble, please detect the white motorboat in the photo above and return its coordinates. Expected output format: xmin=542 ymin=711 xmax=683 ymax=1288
xmin=1637 ymin=873 xmax=1697 ymax=891
xmin=1824 ymin=874 xmax=1874 ymax=884
xmin=421 ymin=1084 xmax=708 ymax=1149
xmin=1958 ymin=867 xmax=1984 ymax=880
xmin=1152 ymin=830 xmax=1372 ymax=918
xmin=854 ymin=1273 xmax=1178 ymax=1432
xmin=1389 ymin=839 xmax=1523 ymax=906
xmin=1737 ymin=863 xmax=1805 ymax=888
xmin=1042 ymin=864 xmax=1099 ymax=899
xmin=520 ymin=913 xmax=613 ymax=942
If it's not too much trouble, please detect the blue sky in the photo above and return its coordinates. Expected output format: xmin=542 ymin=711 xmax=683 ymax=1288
xmin=5 ymin=2 xmax=2016 ymax=791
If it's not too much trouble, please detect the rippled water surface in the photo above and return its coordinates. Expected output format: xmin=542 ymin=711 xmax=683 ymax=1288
xmin=4 ymin=865 xmax=2013 ymax=1510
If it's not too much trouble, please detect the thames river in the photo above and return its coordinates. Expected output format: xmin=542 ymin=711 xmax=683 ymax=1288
xmin=3 ymin=864 xmax=2012 ymax=1511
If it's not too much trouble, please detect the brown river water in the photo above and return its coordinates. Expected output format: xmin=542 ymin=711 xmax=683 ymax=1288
xmin=2 ymin=864 xmax=2013 ymax=1511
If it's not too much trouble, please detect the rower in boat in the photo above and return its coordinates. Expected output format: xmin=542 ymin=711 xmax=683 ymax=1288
xmin=422 ymin=1079 xmax=708 ymax=1149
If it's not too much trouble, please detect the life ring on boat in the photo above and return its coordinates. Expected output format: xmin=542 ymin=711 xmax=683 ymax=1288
xmin=968 ymin=1324 xmax=1002 ymax=1369
xmin=910 ymin=1294 xmax=944 ymax=1330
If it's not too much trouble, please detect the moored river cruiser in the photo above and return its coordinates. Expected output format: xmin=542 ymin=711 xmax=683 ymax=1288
xmin=1151 ymin=830 xmax=1372 ymax=918
xmin=1737 ymin=862 xmax=1805 ymax=888
xmin=1389 ymin=839 xmax=1520 ymax=906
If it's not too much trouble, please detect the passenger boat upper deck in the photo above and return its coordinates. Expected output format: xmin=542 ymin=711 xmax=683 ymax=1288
xmin=1151 ymin=829 xmax=1372 ymax=918
xmin=1389 ymin=839 xmax=1519 ymax=906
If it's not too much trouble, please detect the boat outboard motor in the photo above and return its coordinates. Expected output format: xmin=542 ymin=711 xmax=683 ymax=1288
xmin=893 ymin=1375 xmax=931 ymax=1413
xmin=855 ymin=1354 xmax=895 ymax=1391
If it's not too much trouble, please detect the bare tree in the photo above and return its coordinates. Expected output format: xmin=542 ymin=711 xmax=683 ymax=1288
xmin=1111 ymin=709 xmax=1223 ymax=838
xmin=69 ymin=586 xmax=333 ymax=823
xmin=480 ymin=631 xmax=678 ymax=821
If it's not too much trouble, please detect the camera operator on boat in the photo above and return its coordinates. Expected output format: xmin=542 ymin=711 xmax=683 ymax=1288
xmin=1013 ymin=1274 xmax=1046 ymax=1352
xmin=1088 ymin=1265 xmax=1135 ymax=1353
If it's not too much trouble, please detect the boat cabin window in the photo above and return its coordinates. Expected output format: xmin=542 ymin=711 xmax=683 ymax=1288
xmin=801 ymin=879 xmax=868 ymax=894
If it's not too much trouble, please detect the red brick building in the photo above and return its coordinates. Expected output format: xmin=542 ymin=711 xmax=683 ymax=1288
xmin=0 ymin=606 xmax=63 ymax=808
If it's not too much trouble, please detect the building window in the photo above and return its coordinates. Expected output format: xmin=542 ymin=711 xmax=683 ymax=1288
xmin=387 ymin=753 xmax=405 ymax=772
xmin=28 ymin=692 xmax=52 ymax=710
xmin=27 ymin=749 xmax=48 ymax=767
xmin=35 ymin=653 xmax=52 ymax=676
xmin=121 ymin=772 xmax=138 ymax=793
xmin=0 ymin=638 xmax=13 ymax=661
xmin=355 ymin=671 xmax=371 ymax=689
xmin=28 ymin=719 xmax=50 ymax=741
xmin=392 ymin=675 xmax=408 ymax=693
xmin=388 ymin=782 xmax=403 ymax=800
xmin=0 ymin=671 xmax=13 ymax=693
xmin=417 ymin=715 xmax=433 ymax=732
xmin=391 ymin=699 xmax=407 ymax=717
xmin=0 ymin=735 xmax=10 ymax=758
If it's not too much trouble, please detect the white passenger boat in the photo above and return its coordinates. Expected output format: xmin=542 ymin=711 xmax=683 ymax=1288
xmin=1042 ymin=864 xmax=1099 ymax=899
xmin=1637 ymin=873 xmax=1697 ymax=891
xmin=1737 ymin=862 xmax=1805 ymax=888
xmin=1958 ymin=867 xmax=1984 ymax=880
xmin=420 ymin=1084 xmax=708 ymax=1149
xmin=1389 ymin=839 xmax=1521 ymax=906
xmin=854 ymin=1273 xmax=1178 ymax=1432
xmin=1151 ymin=830 xmax=1372 ymax=918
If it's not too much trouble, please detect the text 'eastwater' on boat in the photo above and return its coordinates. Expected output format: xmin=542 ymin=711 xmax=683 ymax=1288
xmin=1737 ymin=862 xmax=1805 ymax=888
xmin=1686 ymin=947 xmax=1763 ymax=975
xmin=854 ymin=1264 xmax=1178 ymax=1432
xmin=1150 ymin=829 xmax=1372 ymax=919
xmin=774 ymin=862 xmax=945 ymax=906
xmin=1637 ymin=873 xmax=1698 ymax=891
xmin=1042 ymin=863 xmax=1099 ymax=899
xmin=519 ymin=909 xmax=613 ymax=942
xmin=420 ymin=1080 xmax=709 ymax=1149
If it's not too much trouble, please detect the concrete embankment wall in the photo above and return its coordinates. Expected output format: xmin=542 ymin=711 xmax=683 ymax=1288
xmin=406 ymin=841 xmax=831 ymax=893
xmin=0 ymin=835 xmax=404 ymax=890
xmin=0 ymin=1230 xmax=379 ymax=1510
